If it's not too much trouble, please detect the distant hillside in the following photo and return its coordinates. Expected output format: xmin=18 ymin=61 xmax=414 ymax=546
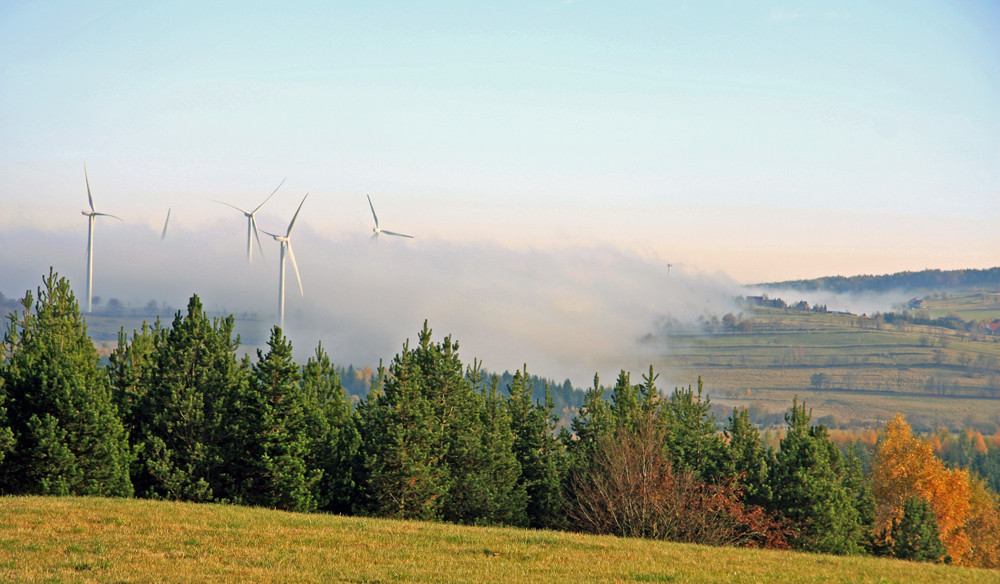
xmin=758 ymin=268 xmax=1000 ymax=295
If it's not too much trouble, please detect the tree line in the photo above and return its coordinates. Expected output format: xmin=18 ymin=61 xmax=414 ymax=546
xmin=2 ymin=270 xmax=1000 ymax=567
xmin=758 ymin=267 xmax=1000 ymax=295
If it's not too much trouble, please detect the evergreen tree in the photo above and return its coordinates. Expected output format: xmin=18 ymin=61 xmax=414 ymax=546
xmin=723 ymin=406 xmax=772 ymax=507
xmin=769 ymin=397 xmax=864 ymax=554
xmin=455 ymin=363 xmax=527 ymax=526
xmin=506 ymin=366 xmax=566 ymax=529
xmin=357 ymin=332 xmax=448 ymax=520
xmin=892 ymin=497 xmax=948 ymax=563
xmin=300 ymin=342 xmax=360 ymax=514
xmin=660 ymin=377 xmax=725 ymax=480
xmin=109 ymin=321 xmax=164 ymax=440
xmin=236 ymin=327 xmax=320 ymax=512
xmin=0 ymin=270 xmax=131 ymax=496
xmin=568 ymin=373 xmax=614 ymax=457
xmin=358 ymin=322 xmax=523 ymax=525
xmin=130 ymin=294 xmax=246 ymax=502
xmin=842 ymin=443 xmax=876 ymax=549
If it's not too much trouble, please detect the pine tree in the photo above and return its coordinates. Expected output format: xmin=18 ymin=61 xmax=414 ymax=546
xmin=0 ymin=270 xmax=132 ymax=496
xmin=892 ymin=497 xmax=947 ymax=563
xmin=130 ymin=294 xmax=246 ymax=502
xmin=660 ymin=377 xmax=725 ymax=480
xmin=357 ymin=322 xmax=524 ymax=525
xmin=109 ymin=321 xmax=164 ymax=440
xmin=769 ymin=397 xmax=864 ymax=554
xmin=357 ymin=334 xmax=447 ymax=520
xmin=232 ymin=327 xmax=320 ymax=512
xmin=568 ymin=373 xmax=614 ymax=457
xmin=506 ymin=366 xmax=566 ymax=529
xmin=455 ymin=364 xmax=527 ymax=526
xmin=300 ymin=342 xmax=360 ymax=514
xmin=723 ymin=406 xmax=772 ymax=507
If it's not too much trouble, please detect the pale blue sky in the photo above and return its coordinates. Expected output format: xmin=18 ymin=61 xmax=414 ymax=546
xmin=2 ymin=1 xmax=999 ymax=284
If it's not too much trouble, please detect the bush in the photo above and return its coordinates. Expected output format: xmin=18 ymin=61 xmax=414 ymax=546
xmin=567 ymin=413 xmax=789 ymax=548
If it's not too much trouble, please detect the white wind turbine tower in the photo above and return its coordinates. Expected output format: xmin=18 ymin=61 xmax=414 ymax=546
xmin=367 ymin=194 xmax=413 ymax=241
xmin=262 ymin=194 xmax=308 ymax=329
xmin=213 ymin=178 xmax=286 ymax=262
xmin=81 ymin=164 xmax=123 ymax=313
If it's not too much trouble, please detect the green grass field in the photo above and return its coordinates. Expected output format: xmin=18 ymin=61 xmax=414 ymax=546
xmin=1 ymin=496 xmax=997 ymax=583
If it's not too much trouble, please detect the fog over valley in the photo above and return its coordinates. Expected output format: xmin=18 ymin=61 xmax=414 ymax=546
xmin=0 ymin=220 xmax=745 ymax=387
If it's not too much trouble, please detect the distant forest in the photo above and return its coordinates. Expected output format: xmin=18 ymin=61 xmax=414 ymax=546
xmin=758 ymin=267 xmax=1000 ymax=294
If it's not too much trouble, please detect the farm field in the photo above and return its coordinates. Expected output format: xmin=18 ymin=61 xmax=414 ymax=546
xmin=662 ymin=292 xmax=1000 ymax=431
xmin=1 ymin=496 xmax=997 ymax=583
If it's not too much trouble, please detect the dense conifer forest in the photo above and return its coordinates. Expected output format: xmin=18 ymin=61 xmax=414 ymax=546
xmin=3 ymin=270 xmax=1000 ymax=568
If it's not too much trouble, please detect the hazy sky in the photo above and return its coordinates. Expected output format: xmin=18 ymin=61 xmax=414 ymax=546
xmin=2 ymin=2 xmax=998 ymax=384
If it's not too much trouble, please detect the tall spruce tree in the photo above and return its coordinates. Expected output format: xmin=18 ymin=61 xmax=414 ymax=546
xmin=660 ymin=378 xmax=725 ymax=480
xmin=300 ymin=342 xmax=360 ymax=514
xmin=456 ymin=363 xmax=527 ymax=526
xmin=109 ymin=321 xmax=164 ymax=441
xmin=130 ymin=295 xmax=246 ymax=502
xmin=358 ymin=322 xmax=522 ymax=524
xmin=506 ymin=366 xmax=566 ymax=529
xmin=891 ymin=497 xmax=948 ymax=563
xmin=723 ymin=406 xmax=773 ymax=507
xmin=769 ymin=397 xmax=864 ymax=554
xmin=0 ymin=270 xmax=131 ymax=496
xmin=357 ymin=333 xmax=448 ymax=520
xmin=235 ymin=327 xmax=320 ymax=511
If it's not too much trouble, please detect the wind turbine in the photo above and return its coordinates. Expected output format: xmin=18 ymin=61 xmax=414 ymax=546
xmin=213 ymin=178 xmax=285 ymax=262
xmin=262 ymin=194 xmax=308 ymax=329
xmin=81 ymin=164 xmax=122 ymax=313
xmin=367 ymin=194 xmax=413 ymax=241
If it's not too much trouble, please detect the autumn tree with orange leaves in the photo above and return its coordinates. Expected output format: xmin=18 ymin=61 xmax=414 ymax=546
xmin=870 ymin=414 xmax=971 ymax=564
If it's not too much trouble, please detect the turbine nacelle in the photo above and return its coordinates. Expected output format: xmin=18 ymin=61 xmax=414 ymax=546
xmin=81 ymin=164 xmax=121 ymax=314
xmin=213 ymin=177 xmax=286 ymax=263
xmin=266 ymin=193 xmax=308 ymax=329
xmin=367 ymin=194 xmax=414 ymax=240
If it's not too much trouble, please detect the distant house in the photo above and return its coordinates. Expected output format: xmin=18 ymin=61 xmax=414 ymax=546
xmin=987 ymin=319 xmax=1000 ymax=335
xmin=745 ymin=296 xmax=765 ymax=306
xmin=908 ymin=297 xmax=927 ymax=309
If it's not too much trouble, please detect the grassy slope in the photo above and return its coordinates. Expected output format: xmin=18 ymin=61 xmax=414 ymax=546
xmin=0 ymin=497 xmax=996 ymax=583
xmin=664 ymin=293 xmax=1000 ymax=430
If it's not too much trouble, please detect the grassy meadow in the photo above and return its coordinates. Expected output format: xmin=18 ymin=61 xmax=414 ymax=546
xmin=664 ymin=292 xmax=1000 ymax=431
xmin=1 ymin=496 xmax=997 ymax=583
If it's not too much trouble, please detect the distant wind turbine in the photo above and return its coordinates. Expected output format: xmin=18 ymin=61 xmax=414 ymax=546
xmin=367 ymin=194 xmax=413 ymax=241
xmin=81 ymin=164 xmax=123 ymax=313
xmin=213 ymin=178 xmax=286 ymax=262
xmin=161 ymin=208 xmax=171 ymax=240
xmin=262 ymin=194 xmax=308 ymax=329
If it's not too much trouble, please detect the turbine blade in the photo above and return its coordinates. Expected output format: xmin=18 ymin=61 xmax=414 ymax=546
xmin=212 ymin=200 xmax=250 ymax=214
xmin=93 ymin=212 xmax=124 ymax=221
xmin=253 ymin=177 xmax=286 ymax=213
xmin=161 ymin=209 xmax=171 ymax=239
xmin=286 ymin=193 xmax=308 ymax=236
xmin=260 ymin=229 xmax=279 ymax=239
xmin=286 ymin=242 xmax=303 ymax=296
xmin=382 ymin=230 xmax=413 ymax=238
xmin=367 ymin=194 xmax=379 ymax=229
xmin=84 ymin=164 xmax=95 ymax=213
xmin=251 ymin=216 xmax=266 ymax=259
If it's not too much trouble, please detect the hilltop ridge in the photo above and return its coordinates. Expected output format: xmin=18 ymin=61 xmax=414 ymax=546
xmin=757 ymin=267 xmax=1000 ymax=295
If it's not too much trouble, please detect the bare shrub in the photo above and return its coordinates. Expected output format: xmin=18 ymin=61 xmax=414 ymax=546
xmin=567 ymin=414 xmax=789 ymax=548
